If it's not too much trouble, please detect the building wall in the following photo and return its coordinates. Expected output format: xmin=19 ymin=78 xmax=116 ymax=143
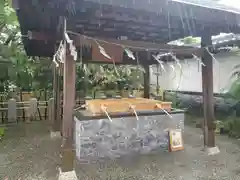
xmin=150 ymin=51 xmax=240 ymax=93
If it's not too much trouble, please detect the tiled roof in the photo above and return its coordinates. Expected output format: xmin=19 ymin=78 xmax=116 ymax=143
xmin=169 ymin=33 xmax=240 ymax=48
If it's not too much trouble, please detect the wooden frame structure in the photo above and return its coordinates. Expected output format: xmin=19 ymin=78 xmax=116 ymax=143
xmin=13 ymin=0 xmax=240 ymax=175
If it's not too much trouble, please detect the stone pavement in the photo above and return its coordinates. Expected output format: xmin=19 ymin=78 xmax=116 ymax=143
xmin=1 ymin=122 xmax=240 ymax=180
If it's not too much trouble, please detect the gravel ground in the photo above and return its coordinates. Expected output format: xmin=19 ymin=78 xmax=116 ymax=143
xmin=1 ymin=121 xmax=240 ymax=180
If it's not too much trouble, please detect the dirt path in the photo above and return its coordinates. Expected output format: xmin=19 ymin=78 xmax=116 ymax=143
xmin=1 ymin=122 xmax=240 ymax=180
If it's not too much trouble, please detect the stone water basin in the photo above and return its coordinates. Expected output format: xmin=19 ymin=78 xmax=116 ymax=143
xmin=74 ymin=108 xmax=185 ymax=163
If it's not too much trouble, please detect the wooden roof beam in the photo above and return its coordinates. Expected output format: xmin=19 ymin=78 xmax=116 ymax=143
xmin=25 ymin=31 xmax=59 ymax=42
xmin=73 ymin=35 xmax=203 ymax=56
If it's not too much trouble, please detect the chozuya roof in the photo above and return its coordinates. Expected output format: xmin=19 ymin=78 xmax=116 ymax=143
xmin=14 ymin=0 xmax=240 ymax=57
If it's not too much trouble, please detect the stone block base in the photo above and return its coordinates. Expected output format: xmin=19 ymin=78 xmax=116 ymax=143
xmin=205 ymin=146 xmax=220 ymax=156
xmin=58 ymin=168 xmax=78 ymax=180
xmin=74 ymin=113 xmax=184 ymax=162
xmin=50 ymin=131 xmax=61 ymax=139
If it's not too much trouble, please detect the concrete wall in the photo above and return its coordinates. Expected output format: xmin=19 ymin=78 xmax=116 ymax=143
xmin=150 ymin=51 xmax=240 ymax=93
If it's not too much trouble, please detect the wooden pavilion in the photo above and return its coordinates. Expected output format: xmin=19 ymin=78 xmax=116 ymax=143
xmin=13 ymin=0 xmax=240 ymax=178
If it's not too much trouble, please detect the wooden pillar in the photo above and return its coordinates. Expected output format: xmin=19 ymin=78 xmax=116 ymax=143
xmin=48 ymin=98 xmax=54 ymax=123
xmin=57 ymin=66 xmax=62 ymax=131
xmin=79 ymin=63 xmax=87 ymax=106
xmin=156 ymin=64 xmax=160 ymax=95
xmin=61 ymin=44 xmax=76 ymax=172
xmin=201 ymin=32 xmax=215 ymax=148
xmin=52 ymin=64 xmax=61 ymax=132
xmin=143 ymin=52 xmax=151 ymax=99
xmin=143 ymin=64 xmax=150 ymax=98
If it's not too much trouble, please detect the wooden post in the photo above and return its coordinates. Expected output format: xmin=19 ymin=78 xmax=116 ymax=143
xmin=48 ymin=98 xmax=54 ymax=123
xmin=8 ymin=98 xmax=17 ymax=123
xmin=61 ymin=45 xmax=76 ymax=172
xmin=52 ymin=64 xmax=61 ymax=132
xmin=143 ymin=64 xmax=150 ymax=98
xmin=57 ymin=66 xmax=62 ymax=131
xmin=201 ymin=32 xmax=215 ymax=148
xmin=53 ymin=64 xmax=57 ymax=126
xmin=156 ymin=64 xmax=160 ymax=95
xmin=143 ymin=53 xmax=151 ymax=99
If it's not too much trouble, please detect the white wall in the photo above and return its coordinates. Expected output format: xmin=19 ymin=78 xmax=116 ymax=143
xmin=150 ymin=51 xmax=240 ymax=93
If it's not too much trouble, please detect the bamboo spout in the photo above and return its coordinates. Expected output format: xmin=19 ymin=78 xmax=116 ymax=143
xmin=155 ymin=103 xmax=172 ymax=119
xmin=100 ymin=104 xmax=112 ymax=122
xmin=74 ymin=104 xmax=88 ymax=111
xmin=129 ymin=104 xmax=139 ymax=121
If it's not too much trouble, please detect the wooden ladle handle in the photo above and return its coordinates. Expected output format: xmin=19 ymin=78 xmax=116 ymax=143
xmin=155 ymin=103 xmax=162 ymax=109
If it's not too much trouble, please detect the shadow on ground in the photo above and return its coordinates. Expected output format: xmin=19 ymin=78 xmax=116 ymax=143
xmin=1 ymin=122 xmax=240 ymax=180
